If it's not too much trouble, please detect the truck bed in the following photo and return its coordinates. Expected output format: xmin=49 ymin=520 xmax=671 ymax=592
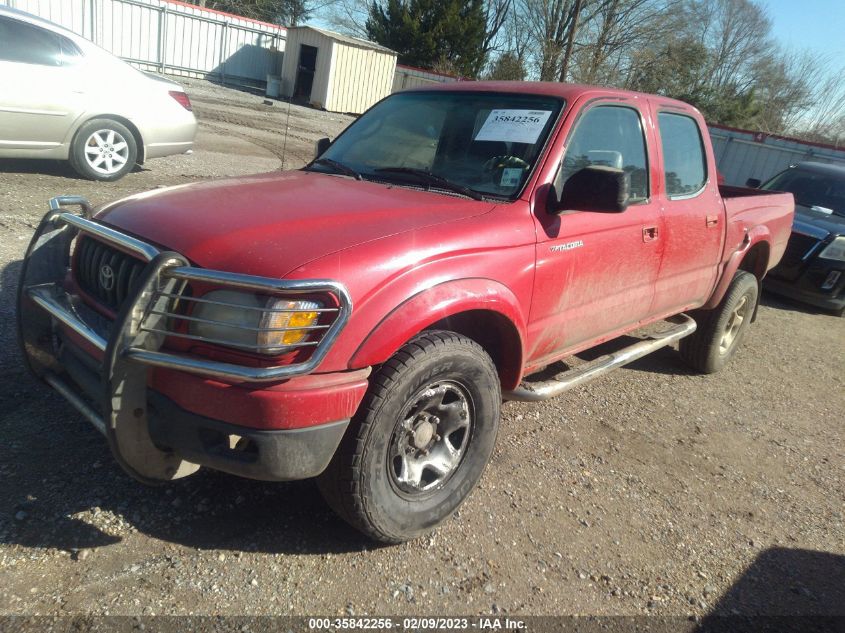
xmin=718 ymin=185 xmax=794 ymax=273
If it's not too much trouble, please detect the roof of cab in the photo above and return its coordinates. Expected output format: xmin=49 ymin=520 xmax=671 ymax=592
xmin=406 ymin=80 xmax=698 ymax=112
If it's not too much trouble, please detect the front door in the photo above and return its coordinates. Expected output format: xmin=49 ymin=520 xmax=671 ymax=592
xmin=528 ymin=102 xmax=663 ymax=365
xmin=293 ymin=44 xmax=318 ymax=102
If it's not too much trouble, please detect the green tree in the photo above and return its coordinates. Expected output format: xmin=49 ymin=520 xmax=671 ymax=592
xmin=366 ymin=0 xmax=488 ymax=77
xmin=486 ymin=51 xmax=525 ymax=80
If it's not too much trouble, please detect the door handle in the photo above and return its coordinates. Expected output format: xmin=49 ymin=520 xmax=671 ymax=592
xmin=642 ymin=226 xmax=659 ymax=242
xmin=706 ymin=215 xmax=720 ymax=227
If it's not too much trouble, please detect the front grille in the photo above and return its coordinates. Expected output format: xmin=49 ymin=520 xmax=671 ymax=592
xmin=75 ymin=236 xmax=145 ymax=312
xmin=780 ymin=232 xmax=821 ymax=268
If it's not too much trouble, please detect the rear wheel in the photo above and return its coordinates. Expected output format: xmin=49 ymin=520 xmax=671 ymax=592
xmin=680 ymin=271 xmax=758 ymax=373
xmin=318 ymin=331 xmax=501 ymax=543
xmin=70 ymin=119 xmax=137 ymax=181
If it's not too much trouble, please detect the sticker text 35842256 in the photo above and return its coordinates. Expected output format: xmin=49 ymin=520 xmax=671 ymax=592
xmin=475 ymin=110 xmax=553 ymax=144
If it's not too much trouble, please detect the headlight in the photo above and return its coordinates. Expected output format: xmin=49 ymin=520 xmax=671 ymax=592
xmin=188 ymin=290 xmax=321 ymax=355
xmin=818 ymin=236 xmax=845 ymax=262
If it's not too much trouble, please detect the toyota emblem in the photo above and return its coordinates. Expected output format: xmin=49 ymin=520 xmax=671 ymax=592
xmin=99 ymin=264 xmax=115 ymax=291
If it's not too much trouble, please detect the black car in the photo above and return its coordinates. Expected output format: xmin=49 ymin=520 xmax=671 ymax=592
xmin=755 ymin=162 xmax=845 ymax=315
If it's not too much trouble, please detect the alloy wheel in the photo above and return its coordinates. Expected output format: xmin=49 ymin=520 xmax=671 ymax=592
xmin=388 ymin=381 xmax=473 ymax=494
xmin=719 ymin=295 xmax=748 ymax=355
xmin=84 ymin=129 xmax=130 ymax=175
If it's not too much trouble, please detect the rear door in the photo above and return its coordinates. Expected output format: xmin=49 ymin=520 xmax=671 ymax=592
xmin=0 ymin=17 xmax=85 ymax=151
xmin=649 ymin=106 xmax=725 ymax=314
xmin=528 ymin=99 xmax=663 ymax=363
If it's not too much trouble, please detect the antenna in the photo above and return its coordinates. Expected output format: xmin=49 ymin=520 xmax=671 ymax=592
xmin=280 ymin=95 xmax=292 ymax=171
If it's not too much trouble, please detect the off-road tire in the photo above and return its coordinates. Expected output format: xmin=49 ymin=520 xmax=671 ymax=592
xmin=680 ymin=271 xmax=758 ymax=374
xmin=317 ymin=331 xmax=501 ymax=543
xmin=69 ymin=118 xmax=138 ymax=181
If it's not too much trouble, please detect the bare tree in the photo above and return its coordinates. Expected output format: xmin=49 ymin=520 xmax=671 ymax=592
xmin=518 ymin=0 xmax=601 ymax=81
xmin=500 ymin=5 xmax=533 ymax=66
xmin=570 ymin=0 xmax=681 ymax=85
xmin=476 ymin=0 xmax=513 ymax=75
xmin=688 ymin=0 xmax=774 ymax=92
xmin=749 ymin=50 xmax=822 ymax=134
xmin=318 ymin=0 xmax=370 ymax=37
xmin=797 ymin=63 xmax=845 ymax=142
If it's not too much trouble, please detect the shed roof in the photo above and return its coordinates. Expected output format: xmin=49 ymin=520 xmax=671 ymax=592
xmin=289 ymin=25 xmax=396 ymax=55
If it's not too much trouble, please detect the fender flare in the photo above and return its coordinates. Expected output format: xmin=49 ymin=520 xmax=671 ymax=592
xmin=701 ymin=225 xmax=771 ymax=311
xmin=350 ymin=278 xmax=527 ymax=386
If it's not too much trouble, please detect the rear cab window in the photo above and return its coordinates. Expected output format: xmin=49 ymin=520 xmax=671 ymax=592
xmin=657 ymin=112 xmax=707 ymax=198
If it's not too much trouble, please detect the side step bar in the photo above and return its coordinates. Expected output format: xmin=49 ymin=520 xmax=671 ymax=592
xmin=504 ymin=314 xmax=697 ymax=402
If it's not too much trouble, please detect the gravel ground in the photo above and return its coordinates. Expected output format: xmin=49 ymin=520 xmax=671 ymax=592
xmin=0 ymin=78 xmax=843 ymax=620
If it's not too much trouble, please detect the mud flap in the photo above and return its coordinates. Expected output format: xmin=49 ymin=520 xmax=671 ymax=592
xmin=103 ymin=252 xmax=199 ymax=485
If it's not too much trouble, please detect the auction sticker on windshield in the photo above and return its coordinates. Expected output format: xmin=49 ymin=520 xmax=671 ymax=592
xmin=501 ymin=167 xmax=523 ymax=187
xmin=475 ymin=109 xmax=553 ymax=144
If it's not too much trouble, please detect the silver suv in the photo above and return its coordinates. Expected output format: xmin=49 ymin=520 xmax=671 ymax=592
xmin=0 ymin=7 xmax=197 ymax=181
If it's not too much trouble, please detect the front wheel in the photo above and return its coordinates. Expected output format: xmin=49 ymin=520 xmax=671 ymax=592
xmin=679 ymin=271 xmax=759 ymax=373
xmin=318 ymin=331 xmax=501 ymax=543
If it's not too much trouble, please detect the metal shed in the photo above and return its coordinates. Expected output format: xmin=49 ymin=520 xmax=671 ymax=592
xmin=280 ymin=26 xmax=396 ymax=114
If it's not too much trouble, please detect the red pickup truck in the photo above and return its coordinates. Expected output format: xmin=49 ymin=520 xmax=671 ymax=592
xmin=18 ymin=82 xmax=793 ymax=543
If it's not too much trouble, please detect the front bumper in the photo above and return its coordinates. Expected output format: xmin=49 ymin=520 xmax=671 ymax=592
xmin=55 ymin=333 xmax=356 ymax=481
xmin=147 ymin=392 xmax=348 ymax=481
xmin=17 ymin=196 xmax=355 ymax=483
xmin=767 ymin=260 xmax=845 ymax=311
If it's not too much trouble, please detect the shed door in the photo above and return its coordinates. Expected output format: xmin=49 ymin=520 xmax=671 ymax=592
xmin=293 ymin=44 xmax=318 ymax=101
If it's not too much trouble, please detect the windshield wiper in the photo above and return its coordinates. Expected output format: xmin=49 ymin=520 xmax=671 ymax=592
xmin=311 ymin=158 xmax=362 ymax=180
xmin=374 ymin=167 xmax=483 ymax=201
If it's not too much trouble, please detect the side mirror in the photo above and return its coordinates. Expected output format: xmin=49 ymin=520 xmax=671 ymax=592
xmin=555 ymin=165 xmax=630 ymax=213
xmin=315 ymin=137 xmax=331 ymax=157
xmin=746 ymin=178 xmax=761 ymax=189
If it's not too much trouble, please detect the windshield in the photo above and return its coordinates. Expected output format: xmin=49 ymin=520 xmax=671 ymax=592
xmin=762 ymin=168 xmax=845 ymax=217
xmin=308 ymin=91 xmax=564 ymax=199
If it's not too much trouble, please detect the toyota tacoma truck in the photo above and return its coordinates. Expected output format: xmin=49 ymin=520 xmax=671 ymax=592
xmin=18 ymin=82 xmax=794 ymax=543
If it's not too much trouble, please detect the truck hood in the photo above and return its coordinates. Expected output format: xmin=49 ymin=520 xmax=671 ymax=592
xmin=794 ymin=204 xmax=845 ymax=237
xmin=96 ymin=171 xmax=494 ymax=277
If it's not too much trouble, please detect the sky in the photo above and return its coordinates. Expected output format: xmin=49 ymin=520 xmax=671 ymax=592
xmin=764 ymin=0 xmax=845 ymax=59
xmin=315 ymin=0 xmax=845 ymax=71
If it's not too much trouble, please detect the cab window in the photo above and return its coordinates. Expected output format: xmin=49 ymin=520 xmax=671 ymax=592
xmin=557 ymin=105 xmax=650 ymax=203
xmin=658 ymin=112 xmax=707 ymax=197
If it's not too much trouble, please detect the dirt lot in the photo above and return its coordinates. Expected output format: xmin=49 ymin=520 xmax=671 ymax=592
xmin=0 ymin=79 xmax=843 ymax=621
